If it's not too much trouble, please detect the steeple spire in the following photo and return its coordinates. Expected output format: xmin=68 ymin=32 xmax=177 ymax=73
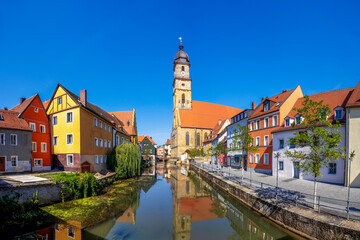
xmin=179 ymin=37 xmax=183 ymax=50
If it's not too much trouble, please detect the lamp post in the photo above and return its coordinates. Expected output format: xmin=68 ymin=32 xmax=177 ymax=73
xmin=274 ymin=152 xmax=281 ymax=200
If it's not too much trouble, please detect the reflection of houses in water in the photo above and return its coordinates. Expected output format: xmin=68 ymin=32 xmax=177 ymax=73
xmin=117 ymin=207 xmax=136 ymax=224
xmin=54 ymin=222 xmax=81 ymax=240
xmin=171 ymin=167 xmax=227 ymax=240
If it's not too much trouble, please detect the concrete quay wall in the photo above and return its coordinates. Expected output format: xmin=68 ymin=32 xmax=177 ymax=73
xmin=191 ymin=164 xmax=360 ymax=240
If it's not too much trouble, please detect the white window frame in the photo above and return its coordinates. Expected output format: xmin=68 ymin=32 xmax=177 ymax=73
xmin=116 ymin=135 xmax=120 ymax=146
xmin=256 ymin=120 xmax=260 ymax=130
xmin=34 ymin=158 xmax=43 ymax=167
xmin=99 ymin=120 xmax=102 ymax=129
xmin=32 ymin=142 xmax=37 ymax=152
xmin=295 ymin=114 xmax=301 ymax=125
xmin=273 ymin=115 xmax=278 ymax=126
xmin=94 ymin=118 xmax=98 ymax=127
xmin=95 ymin=137 xmax=98 ymax=147
xmin=0 ymin=133 xmax=5 ymax=145
xmin=250 ymin=121 xmax=254 ymax=131
xmin=255 ymin=154 xmax=260 ymax=164
xmin=67 ymin=154 xmax=74 ymax=165
xmin=100 ymin=139 xmax=103 ymax=147
xmin=10 ymin=134 xmax=17 ymax=146
xmin=53 ymin=136 xmax=58 ymax=146
xmin=41 ymin=142 xmax=47 ymax=152
xmin=264 ymin=153 xmax=269 ymax=164
xmin=334 ymin=107 xmax=344 ymax=120
xmin=66 ymin=111 xmax=73 ymax=123
xmin=29 ymin=122 xmax=36 ymax=132
xmin=264 ymin=135 xmax=269 ymax=146
xmin=100 ymin=155 xmax=103 ymax=164
xmin=67 ymin=225 xmax=75 ymax=239
xmin=11 ymin=155 xmax=18 ymax=167
xmin=250 ymin=154 xmax=254 ymax=163
xmin=285 ymin=117 xmax=290 ymax=127
xmin=40 ymin=124 xmax=46 ymax=133
xmin=256 ymin=136 xmax=260 ymax=146
xmin=52 ymin=115 xmax=58 ymax=125
xmin=66 ymin=133 xmax=73 ymax=145
xmin=264 ymin=117 xmax=269 ymax=128
xmin=95 ymin=155 xmax=99 ymax=164
xmin=34 ymin=107 xmax=39 ymax=112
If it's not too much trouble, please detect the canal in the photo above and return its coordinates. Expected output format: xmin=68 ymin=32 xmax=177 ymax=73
xmin=19 ymin=165 xmax=302 ymax=239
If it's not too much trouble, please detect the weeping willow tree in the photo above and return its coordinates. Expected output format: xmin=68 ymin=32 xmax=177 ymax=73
xmin=107 ymin=142 xmax=141 ymax=179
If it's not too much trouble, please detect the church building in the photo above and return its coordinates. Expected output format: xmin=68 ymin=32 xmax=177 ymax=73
xmin=171 ymin=41 xmax=242 ymax=159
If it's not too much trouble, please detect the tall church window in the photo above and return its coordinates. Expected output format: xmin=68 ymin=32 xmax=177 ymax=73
xmin=181 ymin=66 xmax=185 ymax=71
xmin=186 ymin=132 xmax=189 ymax=146
xmin=182 ymin=94 xmax=185 ymax=106
xmin=196 ymin=133 xmax=200 ymax=146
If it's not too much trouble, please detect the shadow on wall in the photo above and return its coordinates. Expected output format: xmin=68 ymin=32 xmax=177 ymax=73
xmin=351 ymin=173 xmax=360 ymax=187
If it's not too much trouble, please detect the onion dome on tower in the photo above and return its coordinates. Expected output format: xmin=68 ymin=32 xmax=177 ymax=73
xmin=174 ymin=38 xmax=190 ymax=64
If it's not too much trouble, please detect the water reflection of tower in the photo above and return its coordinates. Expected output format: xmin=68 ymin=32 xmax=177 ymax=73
xmin=170 ymin=167 xmax=209 ymax=240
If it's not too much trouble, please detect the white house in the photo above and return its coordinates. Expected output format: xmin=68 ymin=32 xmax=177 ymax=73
xmin=227 ymin=108 xmax=255 ymax=168
xmin=272 ymin=88 xmax=352 ymax=185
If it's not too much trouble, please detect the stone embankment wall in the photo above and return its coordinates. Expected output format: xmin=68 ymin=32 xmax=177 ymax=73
xmin=0 ymin=172 xmax=117 ymax=205
xmin=191 ymin=164 xmax=360 ymax=240
xmin=0 ymin=182 xmax=61 ymax=204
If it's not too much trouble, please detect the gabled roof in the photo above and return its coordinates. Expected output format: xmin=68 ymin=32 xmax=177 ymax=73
xmin=179 ymin=100 xmax=242 ymax=129
xmin=165 ymin=139 xmax=171 ymax=145
xmin=248 ymin=89 xmax=294 ymax=120
xmin=0 ymin=110 xmax=32 ymax=131
xmin=179 ymin=197 xmax=225 ymax=222
xmin=10 ymin=94 xmax=38 ymax=116
xmin=138 ymin=136 xmax=156 ymax=145
xmin=347 ymin=80 xmax=360 ymax=107
xmin=287 ymin=88 xmax=353 ymax=120
xmin=48 ymin=84 xmax=115 ymax=124
xmin=203 ymin=119 xmax=228 ymax=143
xmin=109 ymin=110 xmax=137 ymax=136
xmin=43 ymin=100 xmax=50 ymax=110
xmin=110 ymin=114 xmax=130 ymax=136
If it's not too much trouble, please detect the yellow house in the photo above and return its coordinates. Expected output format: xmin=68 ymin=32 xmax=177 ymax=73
xmin=46 ymin=84 xmax=114 ymax=172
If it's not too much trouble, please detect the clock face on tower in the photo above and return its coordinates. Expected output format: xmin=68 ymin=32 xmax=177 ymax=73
xmin=181 ymin=71 xmax=185 ymax=76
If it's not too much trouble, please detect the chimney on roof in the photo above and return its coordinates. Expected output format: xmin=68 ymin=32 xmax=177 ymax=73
xmin=252 ymin=102 xmax=255 ymax=110
xmin=282 ymin=90 xmax=287 ymax=93
xmin=80 ymin=90 xmax=87 ymax=106
xmin=4 ymin=107 xmax=8 ymax=111
xmin=20 ymin=97 xmax=26 ymax=104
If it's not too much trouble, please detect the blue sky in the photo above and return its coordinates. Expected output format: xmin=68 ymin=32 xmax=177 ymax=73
xmin=1 ymin=1 xmax=359 ymax=145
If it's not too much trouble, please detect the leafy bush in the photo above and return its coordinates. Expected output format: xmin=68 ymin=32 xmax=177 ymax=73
xmin=107 ymin=142 xmax=141 ymax=179
xmin=53 ymin=172 xmax=99 ymax=201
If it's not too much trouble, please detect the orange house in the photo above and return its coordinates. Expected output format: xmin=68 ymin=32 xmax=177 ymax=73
xmin=11 ymin=94 xmax=52 ymax=171
xmin=247 ymin=86 xmax=303 ymax=175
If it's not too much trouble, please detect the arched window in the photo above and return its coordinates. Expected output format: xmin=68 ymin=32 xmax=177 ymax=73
xmin=204 ymin=133 xmax=208 ymax=139
xmin=182 ymin=94 xmax=185 ymax=105
xmin=196 ymin=133 xmax=200 ymax=146
xmin=186 ymin=132 xmax=189 ymax=146
xmin=181 ymin=66 xmax=185 ymax=71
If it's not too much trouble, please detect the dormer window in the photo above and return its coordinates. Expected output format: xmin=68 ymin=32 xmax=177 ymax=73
xmin=295 ymin=114 xmax=301 ymax=125
xmin=285 ymin=118 xmax=290 ymax=127
xmin=0 ymin=114 xmax=3 ymax=121
xmin=334 ymin=107 xmax=344 ymax=120
xmin=264 ymin=102 xmax=270 ymax=111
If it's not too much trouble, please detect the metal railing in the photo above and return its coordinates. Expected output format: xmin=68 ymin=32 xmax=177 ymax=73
xmin=192 ymin=162 xmax=360 ymax=221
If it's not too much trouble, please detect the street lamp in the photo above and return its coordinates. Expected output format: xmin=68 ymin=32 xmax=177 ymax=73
xmin=274 ymin=152 xmax=281 ymax=200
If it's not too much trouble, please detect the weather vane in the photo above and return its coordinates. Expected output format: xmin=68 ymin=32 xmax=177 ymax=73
xmin=179 ymin=37 xmax=182 ymax=45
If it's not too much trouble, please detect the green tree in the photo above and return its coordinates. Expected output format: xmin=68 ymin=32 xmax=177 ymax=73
xmin=230 ymin=125 xmax=259 ymax=180
xmin=107 ymin=142 xmax=141 ymax=179
xmin=188 ymin=147 xmax=205 ymax=159
xmin=212 ymin=141 xmax=227 ymax=166
xmin=285 ymin=96 xmax=344 ymax=209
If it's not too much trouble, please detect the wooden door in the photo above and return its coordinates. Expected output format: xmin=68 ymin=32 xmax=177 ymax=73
xmin=0 ymin=157 xmax=5 ymax=171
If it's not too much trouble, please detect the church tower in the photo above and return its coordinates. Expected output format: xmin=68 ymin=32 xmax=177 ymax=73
xmin=173 ymin=39 xmax=191 ymax=112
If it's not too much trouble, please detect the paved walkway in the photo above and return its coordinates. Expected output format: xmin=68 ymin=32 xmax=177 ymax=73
xmin=194 ymin=162 xmax=360 ymax=220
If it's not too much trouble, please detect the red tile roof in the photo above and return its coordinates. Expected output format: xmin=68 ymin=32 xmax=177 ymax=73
xmin=0 ymin=110 xmax=32 ymax=131
xmin=42 ymin=100 xmax=50 ymax=110
xmin=138 ymin=136 xmax=156 ymax=145
xmin=248 ymin=89 xmax=294 ymax=120
xmin=165 ymin=139 xmax=171 ymax=145
xmin=10 ymin=94 xmax=38 ymax=115
xmin=287 ymin=88 xmax=354 ymax=120
xmin=109 ymin=110 xmax=137 ymax=136
xmin=347 ymin=80 xmax=360 ymax=107
xmin=179 ymin=101 xmax=242 ymax=129
xmin=203 ymin=119 xmax=227 ymax=143
xmin=110 ymin=114 xmax=130 ymax=136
